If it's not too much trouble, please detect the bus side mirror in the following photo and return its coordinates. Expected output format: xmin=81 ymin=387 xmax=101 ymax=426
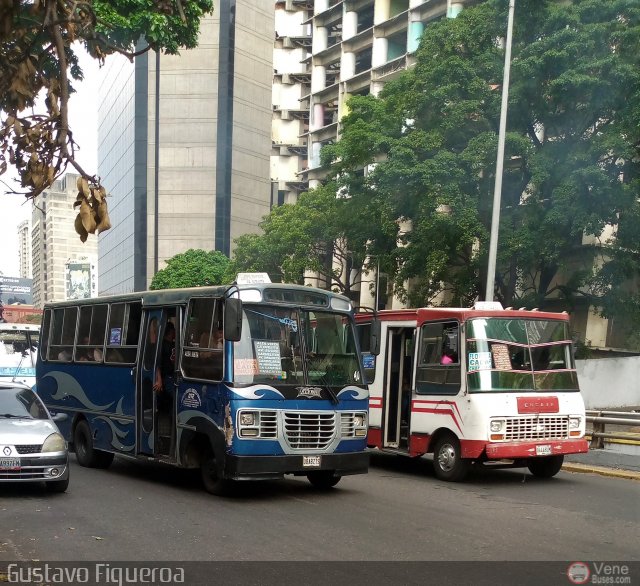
xmin=370 ymin=319 xmax=381 ymax=356
xmin=224 ymin=298 xmax=243 ymax=342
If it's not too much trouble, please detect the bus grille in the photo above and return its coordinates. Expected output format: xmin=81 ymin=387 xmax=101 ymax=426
xmin=284 ymin=412 xmax=336 ymax=449
xmin=505 ymin=416 xmax=569 ymax=441
xmin=258 ymin=411 xmax=278 ymax=438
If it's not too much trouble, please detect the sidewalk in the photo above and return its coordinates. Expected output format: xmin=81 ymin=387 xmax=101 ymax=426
xmin=563 ymin=447 xmax=640 ymax=480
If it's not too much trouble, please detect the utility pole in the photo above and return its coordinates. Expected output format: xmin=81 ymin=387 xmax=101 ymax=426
xmin=485 ymin=0 xmax=515 ymax=301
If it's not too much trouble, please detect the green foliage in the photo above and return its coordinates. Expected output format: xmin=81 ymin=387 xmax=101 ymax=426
xmin=150 ymin=249 xmax=231 ymax=290
xmin=327 ymin=0 xmax=640 ymax=318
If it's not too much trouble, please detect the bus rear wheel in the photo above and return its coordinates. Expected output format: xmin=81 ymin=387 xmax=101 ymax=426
xmin=200 ymin=447 xmax=232 ymax=496
xmin=432 ymin=433 xmax=469 ymax=482
xmin=307 ymin=471 xmax=341 ymax=489
xmin=527 ymin=455 xmax=564 ymax=478
xmin=73 ymin=420 xmax=114 ymax=469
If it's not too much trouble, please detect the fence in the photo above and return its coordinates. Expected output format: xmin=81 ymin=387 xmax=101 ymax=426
xmin=586 ymin=410 xmax=640 ymax=449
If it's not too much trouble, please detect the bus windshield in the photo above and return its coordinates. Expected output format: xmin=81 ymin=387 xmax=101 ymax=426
xmin=233 ymin=306 xmax=361 ymax=387
xmin=0 ymin=328 xmax=37 ymax=381
xmin=466 ymin=318 xmax=579 ymax=392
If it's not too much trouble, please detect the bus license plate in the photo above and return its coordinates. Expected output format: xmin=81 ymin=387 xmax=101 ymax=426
xmin=0 ymin=458 xmax=20 ymax=470
xmin=303 ymin=456 xmax=321 ymax=468
xmin=536 ymin=445 xmax=552 ymax=456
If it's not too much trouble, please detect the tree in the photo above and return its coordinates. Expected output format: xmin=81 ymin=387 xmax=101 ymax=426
xmin=322 ymin=0 xmax=640 ymax=338
xmin=150 ymin=249 xmax=231 ymax=290
xmin=0 ymin=0 xmax=213 ymax=238
xmin=230 ymin=184 xmax=396 ymax=299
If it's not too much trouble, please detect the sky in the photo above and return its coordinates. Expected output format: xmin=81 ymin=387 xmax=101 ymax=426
xmin=0 ymin=48 xmax=100 ymax=277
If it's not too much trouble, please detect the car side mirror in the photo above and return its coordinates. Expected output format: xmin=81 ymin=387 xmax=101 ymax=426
xmin=52 ymin=412 xmax=68 ymax=423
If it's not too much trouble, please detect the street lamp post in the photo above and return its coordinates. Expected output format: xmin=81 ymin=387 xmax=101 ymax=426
xmin=485 ymin=0 xmax=515 ymax=301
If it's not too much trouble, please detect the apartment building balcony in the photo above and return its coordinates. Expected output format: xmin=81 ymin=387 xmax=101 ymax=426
xmin=278 ymin=34 xmax=312 ymax=50
xmin=372 ymin=54 xmax=408 ymax=82
xmin=273 ymin=105 xmax=310 ymax=121
xmin=374 ymin=9 xmax=409 ymax=36
xmin=342 ymin=26 xmax=374 ymax=53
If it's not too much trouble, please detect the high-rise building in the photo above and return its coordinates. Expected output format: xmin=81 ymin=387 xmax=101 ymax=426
xmin=31 ymin=173 xmax=98 ymax=307
xmin=271 ymin=0 xmax=470 ymax=206
xmin=97 ymin=2 xmax=275 ymax=294
xmin=17 ymin=219 xmax=32 ymax=279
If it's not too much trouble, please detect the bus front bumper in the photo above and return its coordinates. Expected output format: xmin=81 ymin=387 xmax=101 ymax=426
xmin=225 ymin=451 xmax=369 ymax=481
xmin=485 ymin=438 xmax=589 ymax=460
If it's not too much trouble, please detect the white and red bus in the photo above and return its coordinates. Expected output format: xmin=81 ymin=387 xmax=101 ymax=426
xmin=355 ymin=303 xmax=588 ymax=481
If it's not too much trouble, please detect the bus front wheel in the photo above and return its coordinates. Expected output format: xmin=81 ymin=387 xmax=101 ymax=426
xmin=527 ymin=455 xmax=564 ymax=478
xmin=307 ymin=471 xmax=341 ymax=489
xmin=200 ymin=447 xmax=232 ymax=496
xmin=73 ymin=420 xmax=114 ymax=469
xmin=432 ymin=434 xmax=469 ymax=482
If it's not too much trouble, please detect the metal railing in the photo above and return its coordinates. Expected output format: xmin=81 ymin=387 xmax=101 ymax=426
xmin=586 ymin=410 xmax=640 ymax=449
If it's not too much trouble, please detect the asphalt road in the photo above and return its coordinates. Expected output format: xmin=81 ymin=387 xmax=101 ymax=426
xmin=1 ymin=453 xmax=638 ymax=564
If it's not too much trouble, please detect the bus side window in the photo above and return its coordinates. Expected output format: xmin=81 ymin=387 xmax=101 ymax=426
xmin=415 ymin=322 xmax=460 ymax=395
xmin=105 ymin=302 xmax=142 ymax=364
xmin=182 ymin=298 xmax=223 ymax=381
xmin=49 ymin=307 xmax=77 ymax=362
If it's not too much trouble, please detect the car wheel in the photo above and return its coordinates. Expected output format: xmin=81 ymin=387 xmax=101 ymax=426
xmin=527 ymin=455 xmax=564 ymax=478
xmin=433 ymin=433 xmax=469 ymax=482
xmin=45 ymin=476 xmax=69 ymax=493
xmin=307 ymin=471 xmax=341 ymax=490
xmin=73 ymin=420 xmax=114 ymax=469
xmin=200 ymin=447 xmax=232 ymax=496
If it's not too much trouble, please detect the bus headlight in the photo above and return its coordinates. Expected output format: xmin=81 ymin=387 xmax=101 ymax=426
xmin=490 ymin=419 xmax=506 ymax=441
xmin=569 ymin=416 xmax=582 ymax=436
xmin=240 ymin=412 xmax=256 ymax=426
xmin=42 ymin=432 xmax=65 ymax=453
xmin=490 ymin=419 xmax=505 ymax=433
xmin=354 ymin=412 xmax=367 ymax=437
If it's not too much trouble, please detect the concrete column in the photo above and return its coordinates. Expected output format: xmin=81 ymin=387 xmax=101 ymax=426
xmin=408 ymin=21 xmax=424 ymax=53
xmin=448 ymin=2 xmax=464 ymax=18
xmin=343 ymin=10 xmax=358 ymax=40
xmin=313 ymin=26 xmax=328 ymax=53
xmin=311 ymin=103 xmax=325 ymax=130
xmin=374 ymin=0 xmax=390 ymax=25
xmin=311 ymin=64 xmax=326 ymax=93
xmin=341 ymin=51 xmax=356 ymax=80
xmin=311 ymin=141 xmax=322 ymax=168
xmin=372 ymin=37 xmax=388 ymax=68
xmin=314 ymin=0 xmax=328 ymax=15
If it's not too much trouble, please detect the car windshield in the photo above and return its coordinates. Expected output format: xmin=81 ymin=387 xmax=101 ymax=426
xmin=466 ymin=318 xmax=579 ymax=392
xmin=0 ymin=387 xmax=49 ymax=419
xmin=233 ymin=306 xmax=362 ymax=387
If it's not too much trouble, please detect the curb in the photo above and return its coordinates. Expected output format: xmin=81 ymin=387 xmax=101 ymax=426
xmin=562 ymin=462 xmax=640 ymax=481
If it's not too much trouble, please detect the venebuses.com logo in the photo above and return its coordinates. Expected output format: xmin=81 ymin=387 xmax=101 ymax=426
xmin=567 ymin=562 xmax=632 ymax=585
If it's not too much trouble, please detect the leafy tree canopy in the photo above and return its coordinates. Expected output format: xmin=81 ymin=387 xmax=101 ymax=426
xmin=230 ymin=184 xmax=396 ymax=298
xmin=0 ymin=0 xmax=213 ymax=238
xmin=150 ymin=249 xmax=231 ymax=290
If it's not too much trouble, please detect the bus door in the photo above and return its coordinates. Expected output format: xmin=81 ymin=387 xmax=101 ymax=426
xmin=383 ymin=327 xmax=414 ymax=449
xmin=137 ymin=308 xmax=179 ymax=457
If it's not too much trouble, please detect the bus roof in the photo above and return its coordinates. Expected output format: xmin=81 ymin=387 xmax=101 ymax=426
xmin=41 ymin=283 xmax=352 ymax=310
xmin=0 ymin=322 xmax=40 ymax=331
xmin=355 ymin=307 xmax=570 ymax=324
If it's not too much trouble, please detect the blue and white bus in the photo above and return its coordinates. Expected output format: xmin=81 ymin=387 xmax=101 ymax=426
xmin=0 ymin=323 xmax=39 ymax=388
xmin=36 ymin=277 xmax=377 ymax=494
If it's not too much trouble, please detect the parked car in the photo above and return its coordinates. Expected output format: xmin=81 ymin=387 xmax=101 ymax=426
xmin=0 ymin=381 xmax=69 ymax=492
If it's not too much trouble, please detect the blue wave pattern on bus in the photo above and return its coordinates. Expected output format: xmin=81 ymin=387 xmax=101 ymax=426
xmin=38 ymin=369 xmax=137 ymax=452
xmin=42 ymin=371 xmax=116 ymax=411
